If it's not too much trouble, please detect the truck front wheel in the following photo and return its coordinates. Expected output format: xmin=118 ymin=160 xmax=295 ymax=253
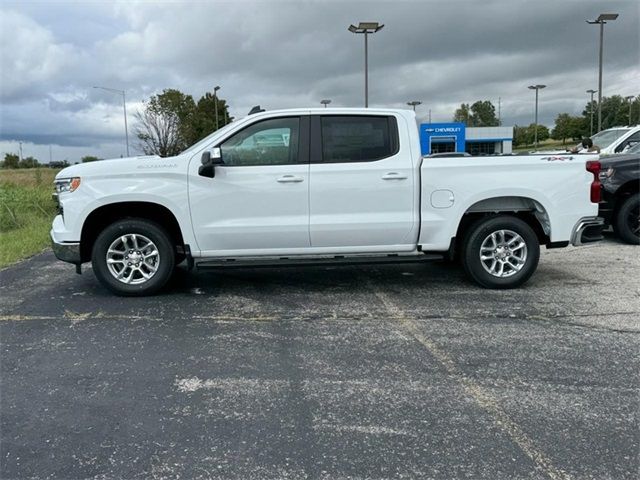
xmin=614 ymin=193 xmax=640 ymax=245
xmin=91 ymin=219 xmax=175 ymax=296
xmin=461 ymin=216 xmax=540 ymax=289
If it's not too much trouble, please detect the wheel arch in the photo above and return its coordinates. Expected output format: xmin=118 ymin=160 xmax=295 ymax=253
xmin=80 ymin=201 xmax=185 ymax=262
xmin=450 ymin=196 xmax=551 ymax=260
xmin=614 ymin=179 xmax=640 ymax=207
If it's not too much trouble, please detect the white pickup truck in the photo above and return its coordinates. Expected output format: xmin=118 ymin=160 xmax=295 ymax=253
xmin=51 ymin=108 xmax=604 ymax=295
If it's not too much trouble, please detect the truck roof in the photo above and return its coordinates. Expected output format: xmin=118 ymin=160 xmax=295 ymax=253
xmin=246 ymin=107 xmax=416 ymax=116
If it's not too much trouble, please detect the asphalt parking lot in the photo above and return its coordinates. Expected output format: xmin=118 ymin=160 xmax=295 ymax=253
xmin=1 ymin=236 xmax=639 ymax=480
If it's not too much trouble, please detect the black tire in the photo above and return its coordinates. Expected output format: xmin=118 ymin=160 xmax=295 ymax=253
xmin=461 ymin=216 xmax=540 ymax=289
xmin=91 ymin=218 xmax=175 ymax=296
xmin=614 ymin=193 xmax=640 ymax=245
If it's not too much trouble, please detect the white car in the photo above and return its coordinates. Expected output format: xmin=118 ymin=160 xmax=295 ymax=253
xmin=51 ymin=108 xmax=604 ymax=295
xmin=578 ymin=125 xmax=640 ymax=155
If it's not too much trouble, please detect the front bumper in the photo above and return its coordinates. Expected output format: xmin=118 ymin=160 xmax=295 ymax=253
xmin=571 ymin=217 xmax=605 ymax=246
xmin=51 ymin=232 xmax=81 ymax=264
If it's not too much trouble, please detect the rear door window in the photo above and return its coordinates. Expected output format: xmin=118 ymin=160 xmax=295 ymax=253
xmin=319 ymin=116 xmax=398 ymax=163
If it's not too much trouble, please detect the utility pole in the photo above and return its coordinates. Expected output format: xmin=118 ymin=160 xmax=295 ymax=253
xmin=498 ymin=97 xmax=501 ymax=125
xmin=406 ymin=100 xmax=422 ymax=112
xmin=624 ymin=95 xmax=634 ymax=125
xmin=348 ymin=22 xmax=384 ymax=108
xmin=528 ymin=84 xmax=546 ymax=149
xmin=18 ymin=141 xmax=23 ymax=162
xmin=587 ymin=13 xmax=619 ymax=132
xmin=586 ymin=89 xmax=598 ymax=136
xmin=213 ymin=85 xmax=221 ymax=130
xmin=428 ymin=109 xmax=432 ymax=123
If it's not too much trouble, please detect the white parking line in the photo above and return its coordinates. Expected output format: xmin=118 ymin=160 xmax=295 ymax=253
xmin=367 ymin=277 xmax=572 ymax=480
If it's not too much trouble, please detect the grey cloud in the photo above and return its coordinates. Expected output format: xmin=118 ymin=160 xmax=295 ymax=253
xmin=0 ymin=0 xmax=638 ymax=162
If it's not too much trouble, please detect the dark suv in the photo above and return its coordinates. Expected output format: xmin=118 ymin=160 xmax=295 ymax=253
xmin=599 ymin=143 xmax=640 ymax=244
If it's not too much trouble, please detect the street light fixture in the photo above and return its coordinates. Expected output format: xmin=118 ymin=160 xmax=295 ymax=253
xmin=587 ymin=13 xmax=619 ymax=132
xmin=213 ymin=85 xmax=221 ymax=130
xmin=407 ymin=100 xmax=422 ymax=112
xmin=624 ymin=95 xmax=634 ymax=125
xmin=527 ymin=84 xmax=546 ymax=149
xmin=320 ymin=99 xmax=332 ymax=108
xmin=586 ymin=89 xmax=598 ymax=136
xmin=93 ymin=86 xmax=130 ymax=157
xmin=348 ymin=21 xmax=384 ymax=108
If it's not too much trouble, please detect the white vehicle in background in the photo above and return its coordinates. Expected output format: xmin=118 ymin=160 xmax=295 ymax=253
xmin=51 ymin=108 xmax=605 ymax=296
xmin=576 ymin=125 xmax=640 ymax=155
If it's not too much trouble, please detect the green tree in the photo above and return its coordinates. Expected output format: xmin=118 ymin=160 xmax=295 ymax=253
xmin=134 ymin=89 xmax=234 ymax=157
xmin=134 ymin=89 xmax=197 ymax=157
xmin=551 ymin=113 xmax=572 ymax=144
xmin=582 ymin=95 xmax=640 ymax=131
xmin=81 ymin=155 xmax=100 ymax=163
xmin=453 ymin=100 xmax=499 ymax=127
xmin=193 ymin=93 xmax=232 ymax=140
xmin=513 ymin=125 xmax=527 ymax=146
xmin=18 ymin=156 xmax=39 ymax=168
xmin=470 ymin=100 xmax=499 ymax=127
xmin=453 ymin=103 xmax=471 ymax=124
xmin=532 ymin=124 xmax=549 ymax=143
xmin=568 ymin=116 xmax=588 ymax=140
xmin=2 ymin=153 xmax=19 ymax=169
xmin=513 ymin=124 xmax=549 ymax=147
xmin=552 ymin=114 xmax=586 ymax=144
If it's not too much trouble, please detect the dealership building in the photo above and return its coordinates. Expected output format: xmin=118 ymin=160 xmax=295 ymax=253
xmin=419 ymin=122 xmax=514 ymax=156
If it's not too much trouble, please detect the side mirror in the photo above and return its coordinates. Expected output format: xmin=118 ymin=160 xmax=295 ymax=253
xmin=199 ymin=148 xmax=223 ymax=178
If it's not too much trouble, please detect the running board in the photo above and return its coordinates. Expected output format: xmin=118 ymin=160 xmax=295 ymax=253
xmin=195 ymin=253 xmax=443 ymax=270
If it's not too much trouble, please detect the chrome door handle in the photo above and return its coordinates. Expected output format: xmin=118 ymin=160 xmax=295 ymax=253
xmin=277 ymin=175 xmax=304 ymax=183
xmin=382 ymin=172 xmax=408 ymax=180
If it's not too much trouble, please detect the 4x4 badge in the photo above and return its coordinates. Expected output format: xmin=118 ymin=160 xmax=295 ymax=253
xmin=540 ymin=156 xmax=574 ymax=162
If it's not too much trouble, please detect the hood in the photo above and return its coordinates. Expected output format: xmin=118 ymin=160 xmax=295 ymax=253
xmin=55 ymin=155 xmax=183 ymax=179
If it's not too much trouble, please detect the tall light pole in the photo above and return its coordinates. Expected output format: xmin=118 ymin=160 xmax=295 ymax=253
xmin=213 ymin=85 xmax=221 ymax=130
xmin=587 ymin=13 xmax=619 ymax=133
xmin=586 ymin=89 xmax=598 ymax=136
xmin=407 ymin=100 xmax=422 ymax=112
xmin=348 ymin=22 xmax=384 ymax=108
xmin=320 ymin=99 xmax=332 ymax=108
xmin=93 ymin=86 xmax=130 ymax=157
xmin=624 ymin=95 xmax=634 ymax=125
xmin=528 ymin=84 xmax=546 ymax=149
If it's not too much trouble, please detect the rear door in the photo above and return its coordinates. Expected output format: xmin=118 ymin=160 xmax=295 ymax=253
xmin=309 ymin=114 xmax=416 ymax=250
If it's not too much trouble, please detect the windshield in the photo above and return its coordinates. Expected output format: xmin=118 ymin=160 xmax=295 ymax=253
xmin=590 ymin=128 xmax=631 ymax=149
xmin=180 ymin=121 xmax=239 ymax=156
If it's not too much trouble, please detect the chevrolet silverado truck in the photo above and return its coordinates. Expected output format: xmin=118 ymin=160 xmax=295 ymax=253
xmin=51 ymin=108 xmax=604 ymax=296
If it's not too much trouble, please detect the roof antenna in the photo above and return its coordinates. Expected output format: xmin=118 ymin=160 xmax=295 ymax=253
xmin=248 ymin=105 xmax=265 ymax=115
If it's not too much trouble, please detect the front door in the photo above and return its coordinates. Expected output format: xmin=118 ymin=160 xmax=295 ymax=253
xmin=189 ymin=116 xmax=310 ymax=255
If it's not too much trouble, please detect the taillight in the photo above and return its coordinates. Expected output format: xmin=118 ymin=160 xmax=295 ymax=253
xmin=586 ymin=161 xmax=601 ymax=203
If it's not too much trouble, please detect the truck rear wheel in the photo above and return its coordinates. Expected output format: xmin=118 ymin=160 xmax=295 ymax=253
xmin=461 ymin=216 xmax=540 ymax=289
xmin=91 ymin=219 xmax=175 ymax=296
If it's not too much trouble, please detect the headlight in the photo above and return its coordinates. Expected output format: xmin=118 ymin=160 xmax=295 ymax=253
xmin=54 ymin=177 xmax=81 ymax=193
xmin=598 ymin=167 xmax=615 ymax=181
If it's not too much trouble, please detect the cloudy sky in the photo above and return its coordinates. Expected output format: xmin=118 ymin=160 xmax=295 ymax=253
xmin=1 ymin=0 xmax=638 ymax=162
